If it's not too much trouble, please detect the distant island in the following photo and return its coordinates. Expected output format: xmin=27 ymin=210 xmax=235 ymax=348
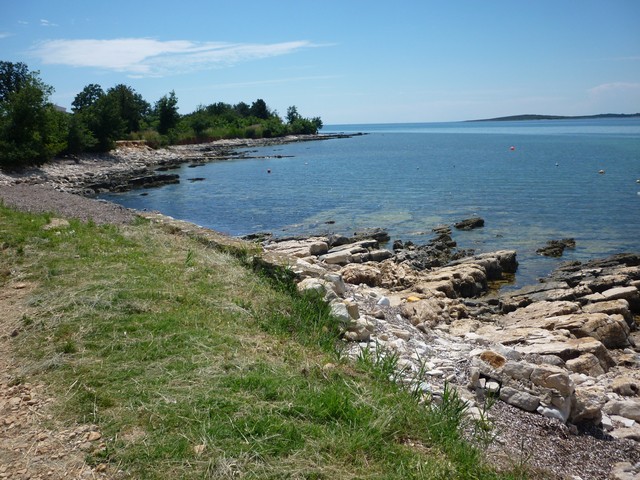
xmin=469 ymin=113 xmax=640 ymax=122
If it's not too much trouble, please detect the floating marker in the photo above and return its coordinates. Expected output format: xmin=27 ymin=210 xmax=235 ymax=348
xmin=598 ymin=169 xmax=605 ymax=174
xmin=510 ymin=146 xmax=516 ymax=151
xmin=267 ymin=169 xmax=271 ymax=174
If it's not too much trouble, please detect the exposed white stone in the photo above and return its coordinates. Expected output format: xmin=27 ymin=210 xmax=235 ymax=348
xmin=324 ymin=273 xmax=347 ymax=295
xmin=377 ymin=296 xmax=391 ymax=306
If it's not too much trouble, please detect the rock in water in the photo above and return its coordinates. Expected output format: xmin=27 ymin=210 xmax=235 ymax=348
xmin=536 ymin=238 xmax=576 ymax=257
xmin=454 ymin=217 xmax=485 ymax=230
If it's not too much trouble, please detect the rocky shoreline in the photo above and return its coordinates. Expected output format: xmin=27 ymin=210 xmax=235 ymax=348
xmin=1 ymin=138 xmax=640 ymax=479
xmin=0 ymin=133 xmax=355 ymax=196
xmin=256 ymin=226 xmax=640 ymax=479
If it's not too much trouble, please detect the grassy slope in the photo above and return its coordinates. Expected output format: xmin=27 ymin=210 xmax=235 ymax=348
xmin=0 ymin=205 xmax=527 ymax=479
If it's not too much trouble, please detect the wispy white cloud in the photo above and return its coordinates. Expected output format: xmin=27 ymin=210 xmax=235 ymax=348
xmin=40 ymin=19 xmax=58 ymax=27
xmin=0 ymin=32 xmax=12 ymax=39
xmin=585 ymin=82 xmax=640 ymax=113
xmin=30 ymin=38 xmax=320 ymax=77
xmin=589 ymin=82 xmax=640 ymax=96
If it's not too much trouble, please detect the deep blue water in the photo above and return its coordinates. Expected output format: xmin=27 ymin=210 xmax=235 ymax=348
xmin=101 ymin=118 xmax=640 ymax=288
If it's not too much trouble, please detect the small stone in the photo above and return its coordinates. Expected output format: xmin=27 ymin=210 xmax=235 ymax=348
xmin=193 ymin=444 xmax=206 ymax=455
xmin=601 ymin=413 xmax=614 ymax=431
xmin=611 ymin=414 xmax=636 ymax=428
xmin=322 ymin=363 xmax=336 ymax=372
xmin=485 ymin=380 xmax=501 ymax=394
xmin=345 ymin=301 xmax=360 ymax=319
xmin=479 ymin=350 xmax=506 ymax=369
xmin=376 ymin=296 xmax=390 ymax=306
xmin=87 ymin=431 xmax=102 ymax=442
xmin=391 ymin=329 xmax=410 ymax=341
xmin=79 ymin=441 xmax=93 ymax=451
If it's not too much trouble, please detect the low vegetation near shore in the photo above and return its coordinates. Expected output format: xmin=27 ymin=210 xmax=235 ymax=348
xmin=0 ymin=204 xmax=529 ymax=479
xmin=0 ymin=61 xmax=322 ymax=169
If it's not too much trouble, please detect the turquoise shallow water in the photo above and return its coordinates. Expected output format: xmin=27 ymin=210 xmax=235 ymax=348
xmin=101 ymin=118 xmax=640 ymax=288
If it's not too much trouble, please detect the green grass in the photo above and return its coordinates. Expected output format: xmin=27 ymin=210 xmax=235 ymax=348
xmin=0 ymin=204 xmax=528 ymax=479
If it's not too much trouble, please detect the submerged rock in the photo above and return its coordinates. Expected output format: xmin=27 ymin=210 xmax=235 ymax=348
xmin=454 ymin=217 xmax=485 ymax=230
xmin=536 ymin=238 xmax=576 ymax=257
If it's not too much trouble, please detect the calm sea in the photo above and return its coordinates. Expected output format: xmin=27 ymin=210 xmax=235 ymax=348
xmin=101 ymin=118 xmax=640 ymax=288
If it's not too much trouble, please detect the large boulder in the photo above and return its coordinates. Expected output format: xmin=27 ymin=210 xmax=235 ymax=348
xmin=341 ymin=264 xmax=382 ymax=286
xmin=414 ymin=263 xmax=489 ymax=298
xmin=547 ymin=312 xmax=632 ymax=349
xmin=399 ymin=295 xmax=468 ymax=330
xmin=514 ymin=337 xmax=615 ymax=372
xmin=570 ymin=385 xmax=605 ymax=424
xmin=469 ymin=352 xmax=579 ymax=423
xmin=263 ymin=237 xmax=329 ymax=258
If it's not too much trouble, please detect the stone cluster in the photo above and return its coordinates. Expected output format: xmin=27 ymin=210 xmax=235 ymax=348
xmin=261 ymin=229 xmax=640 ymax=443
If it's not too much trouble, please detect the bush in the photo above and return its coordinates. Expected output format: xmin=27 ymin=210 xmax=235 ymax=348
xmin=130 ymin=129 xmax=167 ymax=149
xmin=0 ymin=83 xmax=68 ymax=168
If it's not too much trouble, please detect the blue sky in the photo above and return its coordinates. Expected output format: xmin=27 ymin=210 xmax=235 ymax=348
xmin=1 ymin=0 xmax=639 ymax=124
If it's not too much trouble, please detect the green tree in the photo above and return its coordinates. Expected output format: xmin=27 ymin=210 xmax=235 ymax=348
xmin=188 ymin=106 xmax=211 ymax=138
xmin=234 ymin=101 xmax=251 ymax=118
xmin=286 ymin=105 xmax=301 ymax=124
xmin=0 ymin=62 xmax=67 ymax=167
xmin=71 ymin=84 xmax=104 ymax=113
xmin=66 ymin=113 xmax=97 ymax=154
xmin=0 ymin=61 xmax=30 ymax=103
xmin=106 ymin=84 xmax=149 ymax=133
xmin=250 ymin=98 xmax=271 ymax=120
xmin=89 ymin=94 xmax=126 ymax=151
xmin=155 ymin=91 xmax=180 ymax=135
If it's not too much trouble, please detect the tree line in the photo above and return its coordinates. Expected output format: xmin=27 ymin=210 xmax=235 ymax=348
xmin=0 ymin=61 xmax=323 ymax=169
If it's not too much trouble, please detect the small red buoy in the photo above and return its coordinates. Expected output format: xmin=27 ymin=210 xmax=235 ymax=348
xmin=510 ymin=146 xmax=516 ymax=151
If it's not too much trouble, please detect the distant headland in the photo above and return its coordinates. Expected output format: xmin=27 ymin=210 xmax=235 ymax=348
xmin=469 ymin=113 xmax=640 ymax=122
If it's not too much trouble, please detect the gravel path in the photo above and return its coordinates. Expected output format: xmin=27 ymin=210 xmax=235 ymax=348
xmin=0 ymin=184 xmax=138 ymax=225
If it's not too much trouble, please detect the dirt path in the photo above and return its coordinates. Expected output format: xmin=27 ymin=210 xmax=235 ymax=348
xmin=0 ymin=185 xmax=134 ymax=479
xmin=0 ymin=282 xmax=112 ymax=479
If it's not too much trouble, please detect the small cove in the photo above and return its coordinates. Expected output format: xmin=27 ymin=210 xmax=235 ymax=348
xmin=101 ymin=118 xmax=640 ymax=288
